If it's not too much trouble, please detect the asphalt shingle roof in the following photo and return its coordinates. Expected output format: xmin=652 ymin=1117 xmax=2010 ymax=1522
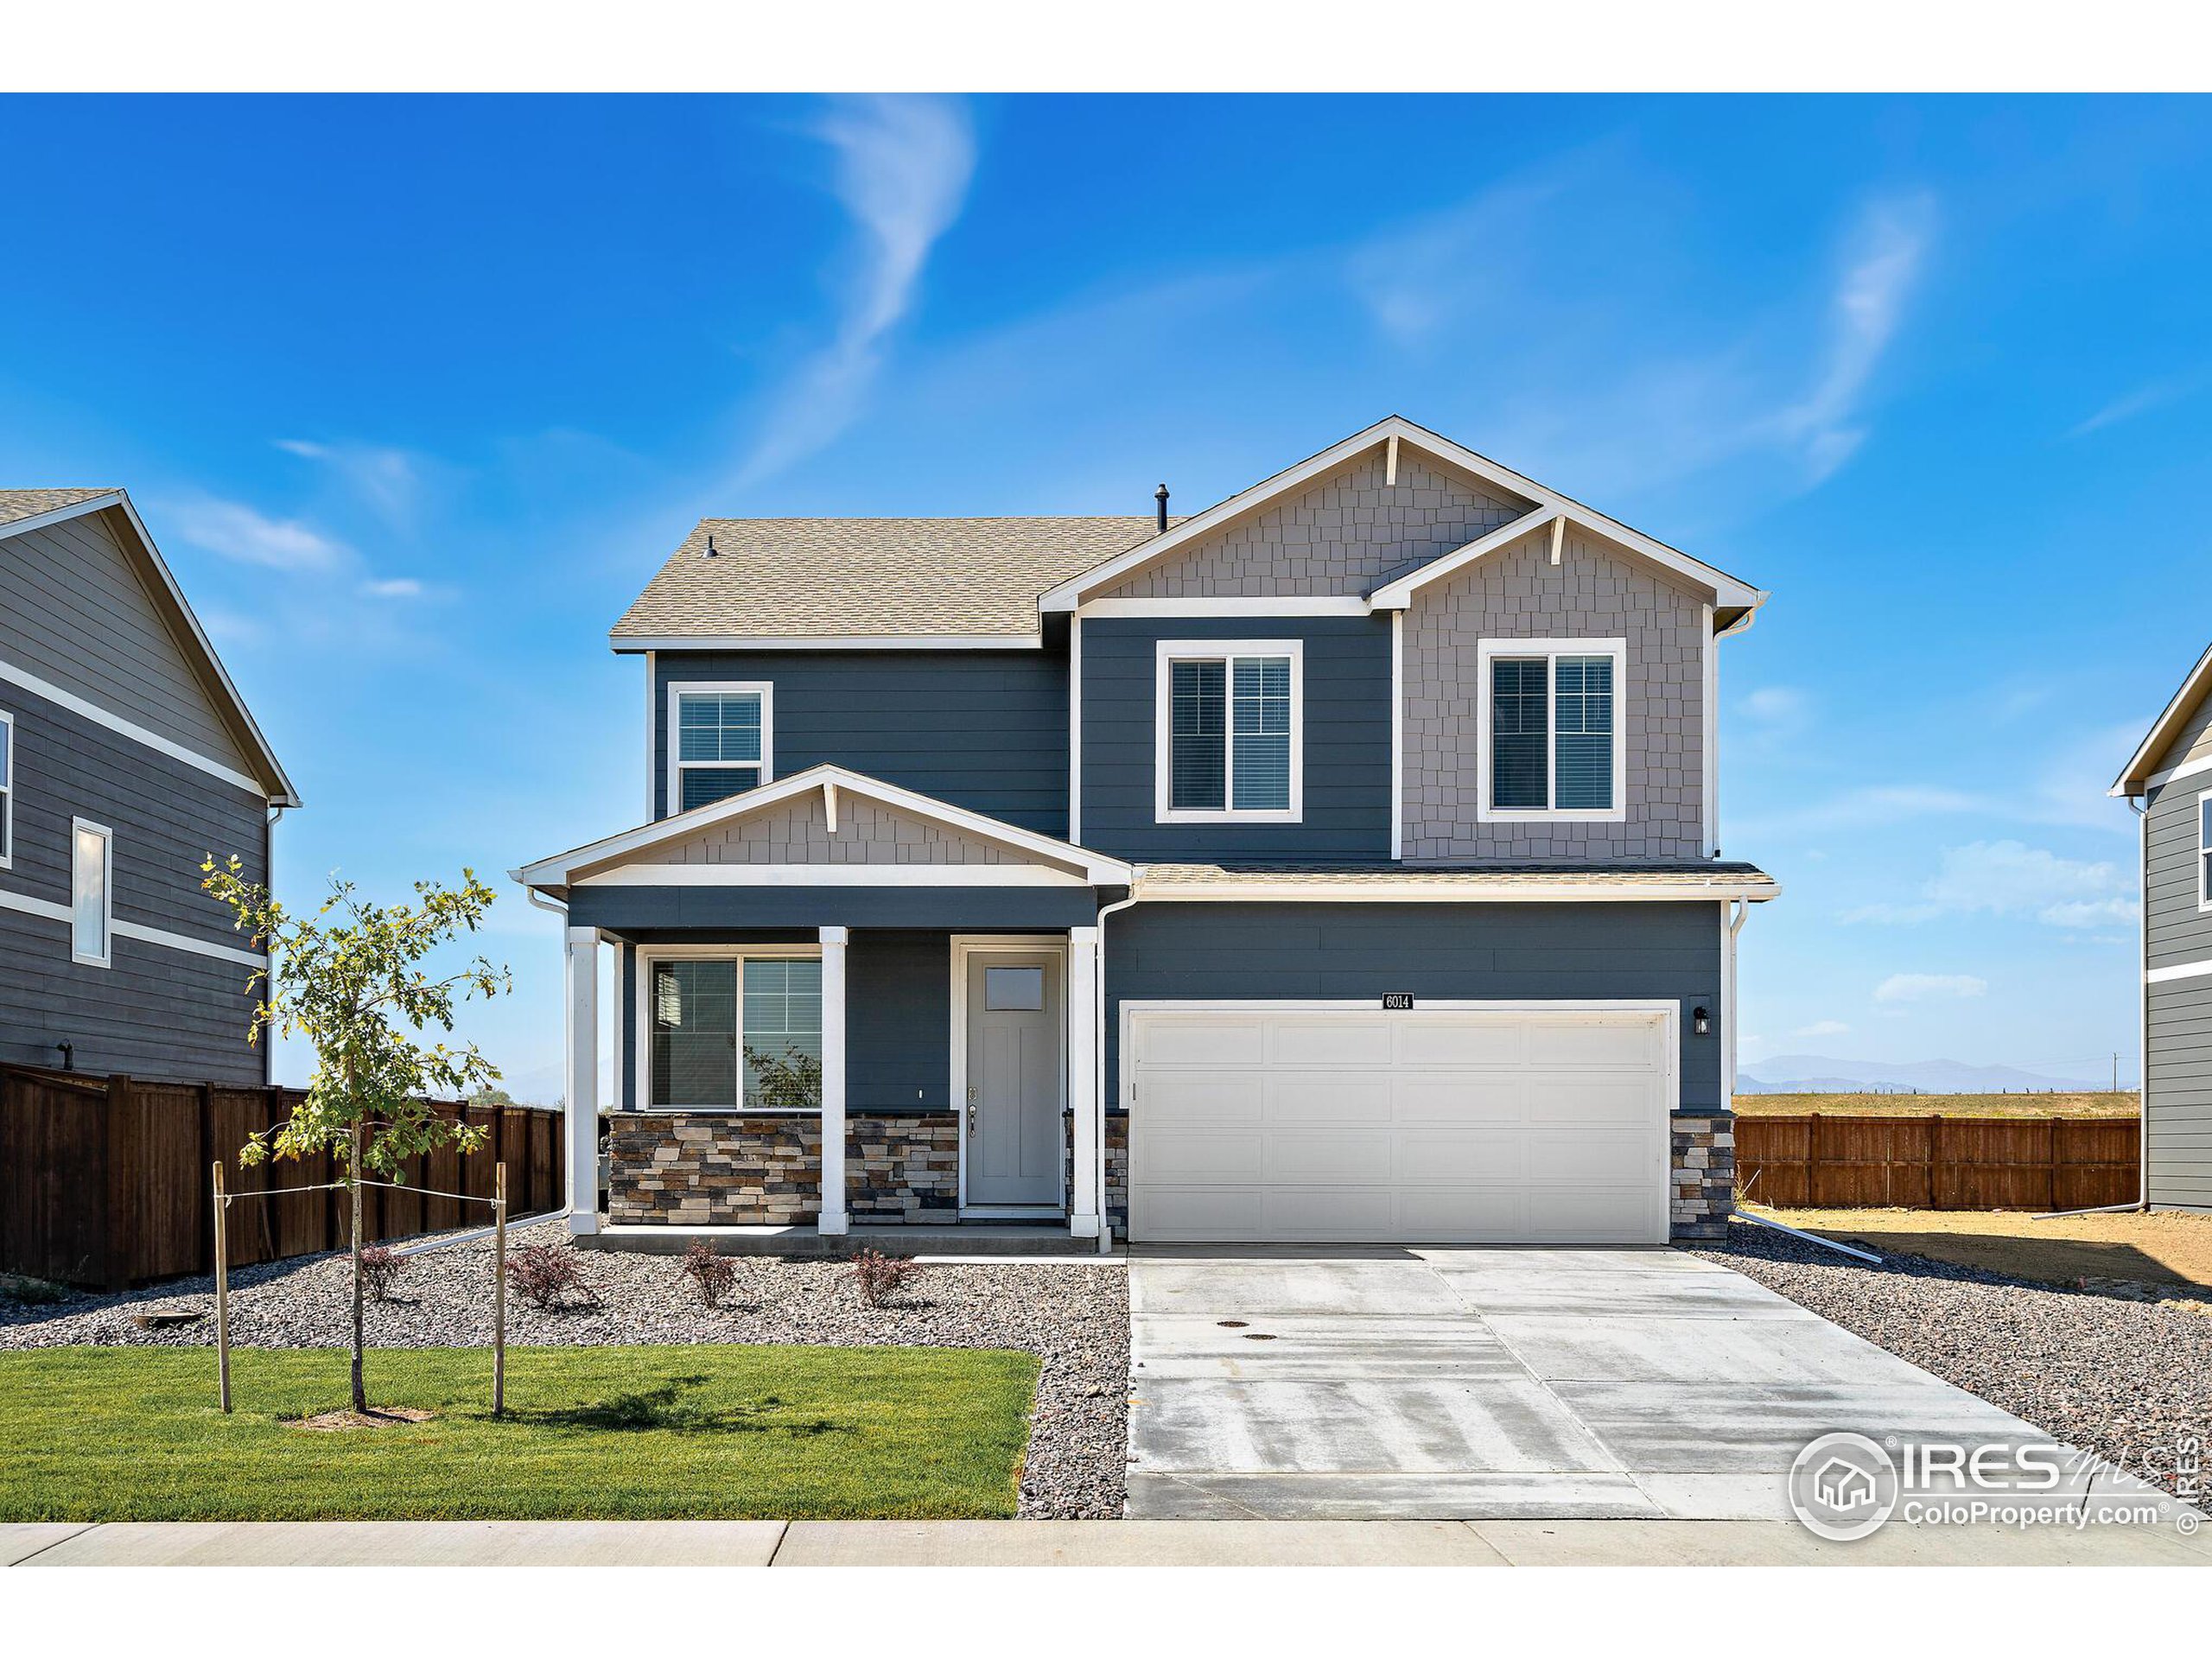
xmin=610 ymin=516 xmax=1178 ymax=641
xmin=0 ymin=487 xmax=114 ymax=529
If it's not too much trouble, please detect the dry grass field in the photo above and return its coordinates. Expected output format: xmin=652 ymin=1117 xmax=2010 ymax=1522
xmin=1732 ymin=1091 xmax=2140 ymax=1119
xmin=1750 ymin=1206 xmax=2212 ymax=1294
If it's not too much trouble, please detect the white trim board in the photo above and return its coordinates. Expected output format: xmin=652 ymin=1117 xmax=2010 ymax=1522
xmin=0 ymin=706 xmax=12 ymax=869
xmin=0 ymin=877 xmax=262 ymax=968
xmin=2146 ymin=752 xmax=2212 ymax=794
xmin=613 ymin=634 xmax=1042 ymax=653
xmin=1129 ymin=876 xmax=1780 ymax=904
xmin=2146 ymin=958 xmax=2212 ymax=985
xmin=1076 ymin=596 xmax=1370 ymax=619
xmin=2115 ymin=641 xmax=2212 ymax=796
xmin=0 ymin=655 xmax=271 ymax=798
xmin=575 ymin=862 xmax=1091 ymax=887
xmin=69 ymin=816 xmax=112 ymax=969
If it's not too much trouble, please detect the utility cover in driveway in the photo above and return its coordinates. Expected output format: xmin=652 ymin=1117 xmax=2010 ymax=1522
xmin=1127 ymin=1006 xmax=1672 ymax=1244
xmin=1125 ymin=1247 xmax=2059 ymax=1521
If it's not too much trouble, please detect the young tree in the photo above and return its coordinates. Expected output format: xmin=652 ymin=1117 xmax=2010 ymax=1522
xmin=202 ymin=859 xmax=512 ymax=1414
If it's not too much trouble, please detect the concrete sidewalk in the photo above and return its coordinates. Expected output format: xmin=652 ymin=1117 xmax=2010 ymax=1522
xmin=9 ymin=1518 xmax=2208 ymax=1567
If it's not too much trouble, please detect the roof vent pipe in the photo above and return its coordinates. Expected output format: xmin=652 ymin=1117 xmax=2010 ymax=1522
xmin=1154 ymin=484 xmax=1169 ymax=533
xmin=704 ymin=533 xmax=718 ymax=558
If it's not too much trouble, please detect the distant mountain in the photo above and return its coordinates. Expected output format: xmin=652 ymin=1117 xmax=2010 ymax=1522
xmin=1738 ymin=1054 xmax=2110 ymax=1095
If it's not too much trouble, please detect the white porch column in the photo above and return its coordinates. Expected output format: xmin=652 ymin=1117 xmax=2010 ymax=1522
xmin=563 ymin=925 xmax=601 ymax=1236
xmin=1067 ymin=925 xmax=1102 ymax=1237
xmin=818 ymin=925 xmax=850 ymax=1236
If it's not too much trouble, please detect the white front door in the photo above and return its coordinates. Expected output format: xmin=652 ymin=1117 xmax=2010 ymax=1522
xmin=1127 ymin=1002 xmax=1674 ymax=1243
xmin=963 ymin=950 xmax=1065 ymax=1208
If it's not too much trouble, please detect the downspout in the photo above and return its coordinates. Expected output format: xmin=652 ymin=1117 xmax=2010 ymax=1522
xmin=1093 ymin=887 xmax=1141 ymax=1255
xmin=264 ymin=804 xmax=287 ymax=1087
xmin=2036 ymin=794 xmax=2152 ymax=1219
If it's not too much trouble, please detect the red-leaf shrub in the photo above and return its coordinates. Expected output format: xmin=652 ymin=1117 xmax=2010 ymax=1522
xmin=507 ymin=1243 xmax=597 ymax=1311
xmin=680 ymin=1239 xmax=737 ymax=1309
xmin=359 ymin=1244 xmax=408 ymax=1303
xmin=849 ymin=1248 xmax=922 ymax=1308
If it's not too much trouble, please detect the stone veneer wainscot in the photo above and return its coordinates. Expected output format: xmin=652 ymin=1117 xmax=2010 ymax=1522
xmin=1669 ymin=1112 xmax=1734 ymax=1242
xmin=607 ymin=1113 xmax=959 ymax=1226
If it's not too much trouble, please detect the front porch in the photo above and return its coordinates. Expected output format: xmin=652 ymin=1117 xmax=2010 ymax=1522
xmin=513 ymin=766 xmax=1131 ymax=1251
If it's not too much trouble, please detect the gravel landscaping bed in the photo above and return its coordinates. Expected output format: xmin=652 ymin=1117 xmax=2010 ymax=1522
xmin=1692 ymin=1218 xmax=2212 ymax=1514
xmin=0 ymin=1222 xmax=1130 ymax=1520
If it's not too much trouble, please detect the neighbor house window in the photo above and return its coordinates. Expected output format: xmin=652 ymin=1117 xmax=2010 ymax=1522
xmin=71 ymin=817 xmax=111 ymax=968
xmin=645 ymin=952 xmax=821 ymax=1109
xmin=1477 ymin=639 xmax=1627 ymax=821
xmin=1154 ymin=639 xmax=1302 ymax=822
xmin=2199 ymin=791 xmax=2212 ymax=912
xmin=0 ymin=709 xmax=13 ymax=868
xmin=666 ymin=683 xmax=772 ymax=815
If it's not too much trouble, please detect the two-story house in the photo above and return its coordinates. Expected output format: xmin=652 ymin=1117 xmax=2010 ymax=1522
xmin=516 ymin=417 xmax=1776 ymax=1249
xmin=2111 ymin=647 xmax=2212 ymax=1214
xmin=0 ymin=489 xmax=297 ymax=1084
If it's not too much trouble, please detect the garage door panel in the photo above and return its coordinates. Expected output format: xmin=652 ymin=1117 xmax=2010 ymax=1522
xmin=1272 ymin=1020 xmax=1394 ymax=1067
xmin=1394 ymin=1020 xmax=1523 ymax=1067
xmin=1128 ymin=1005 xmax=1670 ymax=1245
xmin=1143 ymin=1071 xmax=1267 ymax=1124
xmin=1269 ymin=1075 xmax=1394 ymax=1123
xmin=1262 ymin=1132 xmax=1395 ymax=1182
xmin=1141 ymin=1019 xmax=1268 ymax=1066
xmin=1394 ymin=1074 xmax=1523 ymax=1123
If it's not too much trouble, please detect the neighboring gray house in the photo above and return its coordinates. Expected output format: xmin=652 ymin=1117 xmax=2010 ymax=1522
xmin=2113 ymin=649 xmax=2212 ymax=1213
xmin=0 ymin=489 xmax=297 ymax=1084
xmin=517 ymin=417 xmax=1777 ymax=1249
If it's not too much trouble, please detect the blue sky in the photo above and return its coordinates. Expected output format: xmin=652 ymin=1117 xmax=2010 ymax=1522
xmin=4 ymin=92 xmax=2207 ymax=1096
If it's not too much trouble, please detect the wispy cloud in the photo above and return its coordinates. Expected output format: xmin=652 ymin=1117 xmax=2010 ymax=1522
xmin=1730 ymin=782 xmax=1977 ymax=841
xmin=2069 ymin=376 xmax=2201 ymax=438
xmin=1875 ymin=972 xmax=1986 ymax=1005
xmin=731 ymin=96 xmax=976 ymax=490
xmin=1843 ymin=839 xmax=2137 ymax=930
xmin=1793 ymin=1019 xmax=1851 ymax=1039
xmin=1741 ymin=685 xmax=1809 ymax=727
xmin=1770 ymin=193 xmax=1936 ymax=482
xmin=168 ymin=497 xmax=348 ymax=573
xmin=276 ymin=438 xmax=424 ymax=527
xmin=359 ymin=576 xmax=425 ymax=599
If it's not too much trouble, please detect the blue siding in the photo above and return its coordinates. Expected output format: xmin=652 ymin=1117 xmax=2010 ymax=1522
xmin=1103 ymin=899 xmax=1725 ymax=1111
xmin=653 ymin=650 xmax=1069 ymax=838
xmin=1080 ymin=616 xmax=1392 ymax=861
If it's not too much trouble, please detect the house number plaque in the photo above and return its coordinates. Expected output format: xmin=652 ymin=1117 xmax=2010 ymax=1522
xmin=1382 ymin=993 xmax=1414 ymax=1010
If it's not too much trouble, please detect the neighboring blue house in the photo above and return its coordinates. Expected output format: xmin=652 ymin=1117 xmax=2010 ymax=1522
xmin=0 ymin=489 xmax=297 ymax=1084
xmin=516 ymin=417 xmax=1776 ymax=1248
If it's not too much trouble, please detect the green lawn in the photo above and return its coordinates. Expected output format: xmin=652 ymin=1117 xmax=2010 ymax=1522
xmin=0 ymin=1344 xmax=1039 ymax=1522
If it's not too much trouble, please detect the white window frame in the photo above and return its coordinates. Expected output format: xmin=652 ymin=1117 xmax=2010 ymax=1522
xmin=0 ymin=708 xmax=13 ymax=870
xmin=1153 ymin=638 xmax=1304 ymax=824
xmin=70 ymin=816 xmax=113 ymax=969
xmin=632 ymin=942 xmax=822 ymax=1113
xmin=664 ymin=681 xmax=773 ymax=818
xmin=2197 ymin=789 xmax=2212 ymax=913
xmin=1476 ymin=637 xmax=1629 ymax=823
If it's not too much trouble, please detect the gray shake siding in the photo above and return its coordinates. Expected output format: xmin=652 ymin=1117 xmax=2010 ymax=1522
xmin=1402 ymin=525 xmax=1709 ymax=861
xmin=0 ymin=507 xmax=252 ymax=772
xmin=652 ymin=650 xmax=1068 ymax=839
xmin=1095 ymin=450 xmax=1529 ymax=598
xmin=1101 ymin=899 xmax=1726 ymax=1116
xmin=1079 ymin=615 xmax=1392 ymax=861
xmin=0 ymin=680 xmax=269 ymax=1082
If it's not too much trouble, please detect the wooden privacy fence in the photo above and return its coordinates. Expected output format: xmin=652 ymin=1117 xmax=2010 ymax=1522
xmin=1736 ymin=1114 xmax=2139 ymax=1211
xmin=0 ymin=1062 xmax=563 ymax=1290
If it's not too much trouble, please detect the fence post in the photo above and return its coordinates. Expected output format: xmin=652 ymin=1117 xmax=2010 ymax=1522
xmin=1806 ymin=1112 xmax=1821 ymax=1208
xmin=493 ymin=1160 xmax=507 ymax=1417
xmin=213 ymin=1160 xmax=232 ymax=1414
xmin=105 ymin=1075 xmax=134 ymax=1293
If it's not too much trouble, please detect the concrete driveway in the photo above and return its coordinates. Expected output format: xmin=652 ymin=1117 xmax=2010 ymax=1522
xmin=1127 ymin=1245 xmax=2057 ymax=1521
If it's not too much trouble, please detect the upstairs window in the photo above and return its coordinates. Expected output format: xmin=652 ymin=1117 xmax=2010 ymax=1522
xmin=1154 ymin=640 xmax=1302 ymax=823
xmin=0 ymin=709 xmax=12 ymax=868
xmin=667 ymin=683 xmax=772 ymax=815
xmin=2199 ymin=792 xmax=2212 ymax=912
xmin=72 ymin=817 xmax=111 ymax=969
xmin=1478 ymin=639 xmax=1627 ymax=822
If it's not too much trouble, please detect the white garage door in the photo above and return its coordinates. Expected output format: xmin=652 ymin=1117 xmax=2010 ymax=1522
xmin=1127 ymin=1003 xmax=1674 ymax=1244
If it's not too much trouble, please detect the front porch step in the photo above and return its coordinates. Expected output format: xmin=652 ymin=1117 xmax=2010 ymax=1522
xmin=575 ymin=1222 xmax=1112 ymax=1258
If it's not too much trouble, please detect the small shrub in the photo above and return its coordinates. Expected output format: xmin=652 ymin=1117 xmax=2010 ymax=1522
xmin=507 ymin=1243 xmax=597 ymax=1311
xmin=358 ymin=1244 xmax=409 ymax=1303
xmin=849 ymin=1248 xmax=922 ymax=1308
xmin=680 ymin=1239 xmax=737 ymax=1309
xmin=0 ymin=1272 xmax=71 ymax=1306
